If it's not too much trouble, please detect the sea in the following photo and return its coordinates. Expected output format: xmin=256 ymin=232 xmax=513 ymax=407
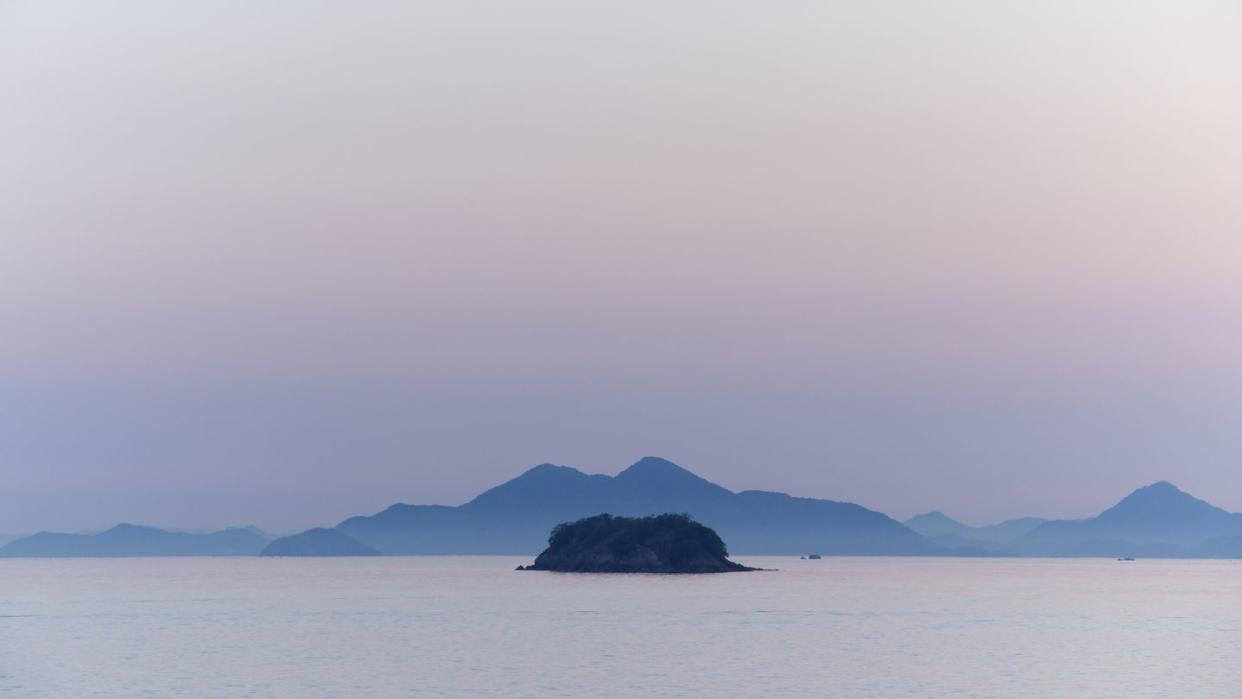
xmin=1 ymin=556 xmax=1239 ymax=697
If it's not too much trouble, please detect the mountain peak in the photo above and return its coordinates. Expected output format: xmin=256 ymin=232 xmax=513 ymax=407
xmin=519 ymin=463 xmax=579 ymax=478
xmin=462 ymin=462 xmax=598 ymax=509
xmin=908 ymin=511 xmax=954 ymax=523
xmin=1119 ymin=481 xmax=1190 ymax=503
xmin=103 ymin=523 xmax=160 ymax=535
xmin=904 ymin=511 xmax=969 ymax=537
xmin=493 ymin=463 xmax=592 ymax=486
xmin=617 ymin=456 xmax=695 ymax=479
xmin=1099 ymin=480 xmax=1226 ymax=522
xmin=906 ymin=511 xmax=962 ymax=525
xmin=614 ymin=457 xmax=734 ymax=497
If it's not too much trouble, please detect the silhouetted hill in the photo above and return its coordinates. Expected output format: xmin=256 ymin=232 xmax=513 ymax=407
xmin=906 ymin=511 xmax=1047 ymax=542
xmin=1014 ymin=482 xmax=1242 ymax=556
xmin=974 ymin=517 xmax=1048 ymax=542
xmin=905 ymin=511 xmax=1046 ymax=553
xmin=15 ymin=463 xmax=1232 ymax=559
xmin=518 ymin=513 xmax=755 ymax=573
xmin=0 ymin=524 xmax=270 ymax=557
xmin=905 ymin=511 xmax=970 ymax=538
xmin=334 ymin=457 xmax=939 ymax=555
xmin=261 ymin=528 xmax=379 ymax=557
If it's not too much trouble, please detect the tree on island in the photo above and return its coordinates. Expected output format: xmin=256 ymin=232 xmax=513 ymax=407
xmin=520 ymin=513 xmax=756 ymax=573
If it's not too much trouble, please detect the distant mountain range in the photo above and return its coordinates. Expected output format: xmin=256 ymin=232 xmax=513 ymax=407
xmin=2 ymin=459 xmax=1240 ymax=558
xmin=907 ymin=481 xmax=1242 ymax=557
xmin=0 ymin=524 xmax=270 ymax=557
xmin=332 ymin=457 xmax=936 ymax=556
xmin=1012 ymin=481 xmax=1242 ymax=557
xmin=904 ymin=512 xmax=1048 ymax=553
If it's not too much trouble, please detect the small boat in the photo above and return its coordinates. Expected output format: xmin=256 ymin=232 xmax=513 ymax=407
xmin=1117 ymin=557 xmax=1135 ymax=561
xmin=806 ymin=554 xmax=822 ymax=560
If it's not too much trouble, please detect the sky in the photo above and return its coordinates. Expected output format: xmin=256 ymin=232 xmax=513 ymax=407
xmin=2 ymin=1 xmax=1241 ymax=535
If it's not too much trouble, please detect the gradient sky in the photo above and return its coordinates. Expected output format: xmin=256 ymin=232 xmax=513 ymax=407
xmin=2 ymin=1 xmax=1241 ymax=535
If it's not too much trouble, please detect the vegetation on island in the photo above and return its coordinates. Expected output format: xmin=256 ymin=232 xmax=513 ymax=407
xmin=518 ymin=513 xmax=756 ymax=573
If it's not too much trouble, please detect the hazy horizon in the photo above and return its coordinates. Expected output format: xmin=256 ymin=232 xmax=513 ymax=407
xmin=3 ymin=1 xmax=1242 ymax=535
xmin=0 ymin=455 xmax=1225 ymax=538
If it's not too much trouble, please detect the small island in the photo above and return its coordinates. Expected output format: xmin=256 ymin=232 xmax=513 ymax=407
xmin=518 ymin=513 xmax=756 ymax=573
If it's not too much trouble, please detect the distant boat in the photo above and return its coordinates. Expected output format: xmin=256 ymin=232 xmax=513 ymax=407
xmin=806 ymin=554 xmax=822 ymax=560
xmin=1117 ymin=557 xmax=1136 ymax=561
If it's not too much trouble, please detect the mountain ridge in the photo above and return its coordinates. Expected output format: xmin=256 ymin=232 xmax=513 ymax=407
xmin=0 ymin=523 xmax=271 ymax=557
xmin=1014 ymin=481 xmax=1242 ymax=555
xmin=904 ymin=511 xmax=1048 ymax=552
xmin=331 ymin=457 xmax=938 ymax=555
xmin=5 ymin=469 xmax=1239 ymax=559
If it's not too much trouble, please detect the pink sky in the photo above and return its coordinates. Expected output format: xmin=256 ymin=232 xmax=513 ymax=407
xmin=1 ymin=1 xmax=1240 ymax=533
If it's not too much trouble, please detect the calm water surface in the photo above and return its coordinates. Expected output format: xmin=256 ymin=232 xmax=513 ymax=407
xmin=1 ymin=556 xmax=1239 ymax=697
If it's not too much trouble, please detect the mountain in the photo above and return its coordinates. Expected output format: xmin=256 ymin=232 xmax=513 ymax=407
xmin=260 ymin=527 xmax=379 ymax=557
xmin=904 ymin=483 xmax=1242 ymax=557
xmin=1014 ymin=482 xmax=1242 ymax=556
xmin=973 ymin=517 xmax=1049 ymax=542
xmin=0 ymin=524 xmax=271 ymax=557
xmin=317 ymin=456 xmax=940 ymax=555
xmin=904 ymin=511 xmax=971 ymax=538
xmin=12 ymin=466 xmax=1234 ymax=559
xmin=906 ymin=511 xmax=1046 ymax=542
xmin=904 ymin=512 xmax=1047 ymax=553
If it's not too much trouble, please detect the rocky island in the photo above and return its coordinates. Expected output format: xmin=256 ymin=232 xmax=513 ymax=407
xmin=518 ymin=513 xmax=756 ymax=573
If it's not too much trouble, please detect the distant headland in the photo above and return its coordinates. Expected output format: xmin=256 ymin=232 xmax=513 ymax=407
xmin=260 ymin=527 xmax=379 ymax=557
xmin=0 ymin=524 xmax=270 ymax=558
